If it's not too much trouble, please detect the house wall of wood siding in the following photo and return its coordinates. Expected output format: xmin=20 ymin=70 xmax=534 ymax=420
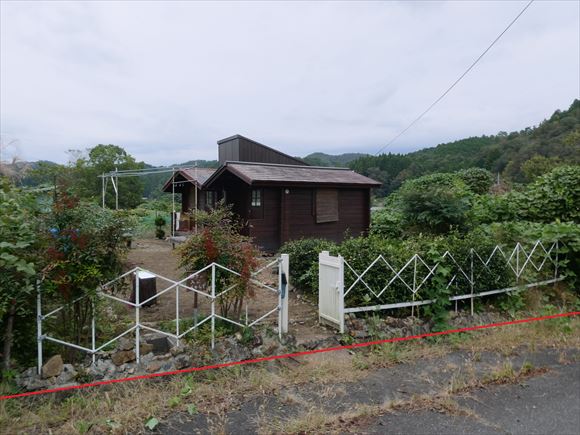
xmin=176 ymin=177 xmax=371 ymax=249
xmin=279 ymin=187 xmax=370 ymax=247
xmin=209 ymin=184 xmax=370 ymax=252
xmin=218 ymin=136 xmax=305 ymax=166
xmin=248 ymin=188 xmax=281 ymax=252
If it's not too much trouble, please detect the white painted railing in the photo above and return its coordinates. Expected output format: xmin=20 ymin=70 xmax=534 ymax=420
xmin=37 ymin=255 xmax=289 ymax=374
xmin=319 ymin=241 xmax=564 ymax=333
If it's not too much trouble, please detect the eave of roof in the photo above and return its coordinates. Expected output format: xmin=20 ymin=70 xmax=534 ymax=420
xmin=161 ymin=168 xmax=216 ymax=192
xmin=203 ymin=161 xmax=381 ymax=189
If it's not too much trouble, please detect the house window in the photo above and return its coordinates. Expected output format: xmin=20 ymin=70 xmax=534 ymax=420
xmin=205 ymin=191 xmax=216 ymax=208
xmin=250 ymin=189 xmax=263 ymax=219
xmin=316 ymin=189 xmax=339 ymax=223
xmin=251 ymin=189 xmax=262 ymax=207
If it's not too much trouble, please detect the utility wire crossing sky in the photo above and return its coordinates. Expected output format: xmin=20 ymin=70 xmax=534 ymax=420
xmin=1 ymin=1 xmax=578 ymax=165
xmin=375 ymin=0 xmax=535 ymax=155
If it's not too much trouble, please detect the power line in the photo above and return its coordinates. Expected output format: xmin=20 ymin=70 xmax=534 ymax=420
xmin=375 ymin=0 xmax=535 ymax=155
xmin=98 ymin=164 xmax=197 ymax=178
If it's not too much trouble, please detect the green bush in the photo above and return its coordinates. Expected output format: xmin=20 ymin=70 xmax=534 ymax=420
xmin=178 ymin=204 xmax=261 ymax=319
xmin=370 ymin=208 xmax=403 ymax=239
xmin=154 ymin=215 xmax=166 ymax=239
xmin=470 ymin=192 xmax=520 ymax=225
xmin=0 ymin=181 xmax=40 ymax=370
xmin=399 ymin=175 xmax=472 ymax=234
xmin=279 ymin=238 xmax=337 ymax=292
xmin=1 ymin=179 xmax=134 ymax=369
xmin=457 ymin=168 xmax=495 ymax=194
xmin=400 ymin=172 xmax=458 ymax=191
xmin=479 ymin=221 xmax=580 ymax=290
xmin=518 ymin=166 xmax=580 ymax=223
xmin=154 ymin=216 xmax=167 ymax=227
xmin=338 ymin=236 xmax=408 ymax=307
xmin=335 ymin=233 xmax=512 ymax=311
xmin=40 ymin=193 xmax=131 ymax=361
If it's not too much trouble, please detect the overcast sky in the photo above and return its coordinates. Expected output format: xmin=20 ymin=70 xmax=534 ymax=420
xmin=1 ymin=1 xmax=578 ymax=165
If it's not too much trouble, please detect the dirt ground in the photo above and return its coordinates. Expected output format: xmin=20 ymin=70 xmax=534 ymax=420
xmin=125 ymin=238 xmax=330 ymax=343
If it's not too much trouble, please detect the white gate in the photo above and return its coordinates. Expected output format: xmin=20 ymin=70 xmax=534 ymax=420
xmin=318 ymin=251 xmax=344 ymax=333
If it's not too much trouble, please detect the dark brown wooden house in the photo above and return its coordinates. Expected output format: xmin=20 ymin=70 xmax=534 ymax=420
xmin=161 ymin=167 xmax=216 ymax=231
xmin=163 ymin=135 xmax=380 ymax=251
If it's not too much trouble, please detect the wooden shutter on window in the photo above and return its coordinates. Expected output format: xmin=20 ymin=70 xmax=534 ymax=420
xmin=316 ymin=189 xmax=338 ymax=223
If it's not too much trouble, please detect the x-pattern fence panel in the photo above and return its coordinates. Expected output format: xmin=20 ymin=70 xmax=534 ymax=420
xmin=320 ymin=241 xmax=564 ymax=332
xmin=37 ymin=255 xmax=289 ymax=374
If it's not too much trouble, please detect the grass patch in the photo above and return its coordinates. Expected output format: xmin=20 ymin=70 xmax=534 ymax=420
xmin=2 ymin=305 xmax=578 ymax=434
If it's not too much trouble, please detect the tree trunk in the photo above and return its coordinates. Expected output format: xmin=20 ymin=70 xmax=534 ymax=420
xmin=2 ymin=302 xmax=16 ymax=371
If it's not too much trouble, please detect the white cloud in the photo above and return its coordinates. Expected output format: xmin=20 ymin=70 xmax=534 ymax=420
xmin=1 ymin=1 xmax=578 ymax=164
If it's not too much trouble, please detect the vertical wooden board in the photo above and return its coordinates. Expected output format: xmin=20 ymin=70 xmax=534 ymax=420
xmin=248 ymin=188 xmax=281 ymax=252
xmin=316 ymin=189 xmax=339 ymax=223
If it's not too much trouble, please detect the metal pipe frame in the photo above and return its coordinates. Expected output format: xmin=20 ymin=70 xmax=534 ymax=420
xmin=36 ymin=257 xmax=289 ymax=370
xmin=328 ymin=241 xmax=564 ymax=331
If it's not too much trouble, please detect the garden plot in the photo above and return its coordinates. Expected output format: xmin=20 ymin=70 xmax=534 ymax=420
xmin=124 ymin=238 xmax=323 ymax=342
xmin=126 ymin=238 xmax=278 ymax=326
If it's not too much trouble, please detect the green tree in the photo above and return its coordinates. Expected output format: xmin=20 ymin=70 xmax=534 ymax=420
xmin=41 ymin=191 xmax=131 ymax=360
xmin=70 ymin=144 xmax=145 ymax=208
xmin=521 ymin=155 xmax=563 ymax=182
xmin=457 ymin=168 xmax=494 ymax=194
xmin=0 ymin=180 xmax=39 ymax=370
xmin=519 ymin=166 xmax=580 ymax=223
xmin=21 ymin=161 xmax=65 ymax=188
xmin=349 ymin=99 xmax=580 ymax=195
xmin=399 ymin=174 xmax=471 ymax=234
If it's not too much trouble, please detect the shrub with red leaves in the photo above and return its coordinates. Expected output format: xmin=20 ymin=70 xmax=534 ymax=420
xmin=178 ymin=204 xmax=262 ymax=319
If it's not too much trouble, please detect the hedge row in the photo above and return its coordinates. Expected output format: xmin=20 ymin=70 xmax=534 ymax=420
xmin=280 ymin=221 xmax=579 ymax=307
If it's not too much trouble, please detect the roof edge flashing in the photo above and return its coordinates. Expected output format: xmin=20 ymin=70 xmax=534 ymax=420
xmin=223 ymin=160 xmax=351 ymax=171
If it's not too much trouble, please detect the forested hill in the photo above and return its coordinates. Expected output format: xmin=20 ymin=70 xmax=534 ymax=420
xmin=350 ymin=99 xmax=580 ymax=196
xmin=302 ymin=152 xmax=369 ymax=167
xmin=7 ymin=100 xmax=578 ymax=200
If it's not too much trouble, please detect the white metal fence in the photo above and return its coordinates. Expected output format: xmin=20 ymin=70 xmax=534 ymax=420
xmin=37 ymin=255 xmax=289 ymax=374
xmin=319 ymin=241 xmax=564 ymax=333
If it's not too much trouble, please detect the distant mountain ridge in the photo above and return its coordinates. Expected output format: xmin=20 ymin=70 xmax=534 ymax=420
xmin=350 ymin=99 xmax=580 ymax=196
xmin=302 ymin=152 xmax=369 ymax=167
xmin=7 ymin=100 xmax=579 ymax=199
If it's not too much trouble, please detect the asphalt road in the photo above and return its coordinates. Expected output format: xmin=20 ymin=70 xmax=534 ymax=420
xmin=161 ymin=347 xmax=580 ymax=434
xmin=367 ymin=362 xmax=580 ymax=435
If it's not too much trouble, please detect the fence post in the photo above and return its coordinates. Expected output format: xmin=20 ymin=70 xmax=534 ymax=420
xmin=37 ymin=280 xmax=43 ymax=375
xmin=470 ymin=248 xmax=474 ymax=316
xmin=554 ymin=240 xmax=559 ymax=284
xmin=135 ymin=272 xmax=141 ymax=364
xmin=176 ymin=284 xmax=180 ymax=346
xmin=211 ymin=264 xmax=216 ymax=349
xmin=411 ymin=255 xmax=417 ymax=318
xmin=279 ymin=254 xmax=289 ymax=337
xmin=338 ymin=255 xmax=345 ymax=334
xmin=91 ymin=299 xmax=96 ymax=366
xmin=516 ymin=243 xmax=520 ymax=286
